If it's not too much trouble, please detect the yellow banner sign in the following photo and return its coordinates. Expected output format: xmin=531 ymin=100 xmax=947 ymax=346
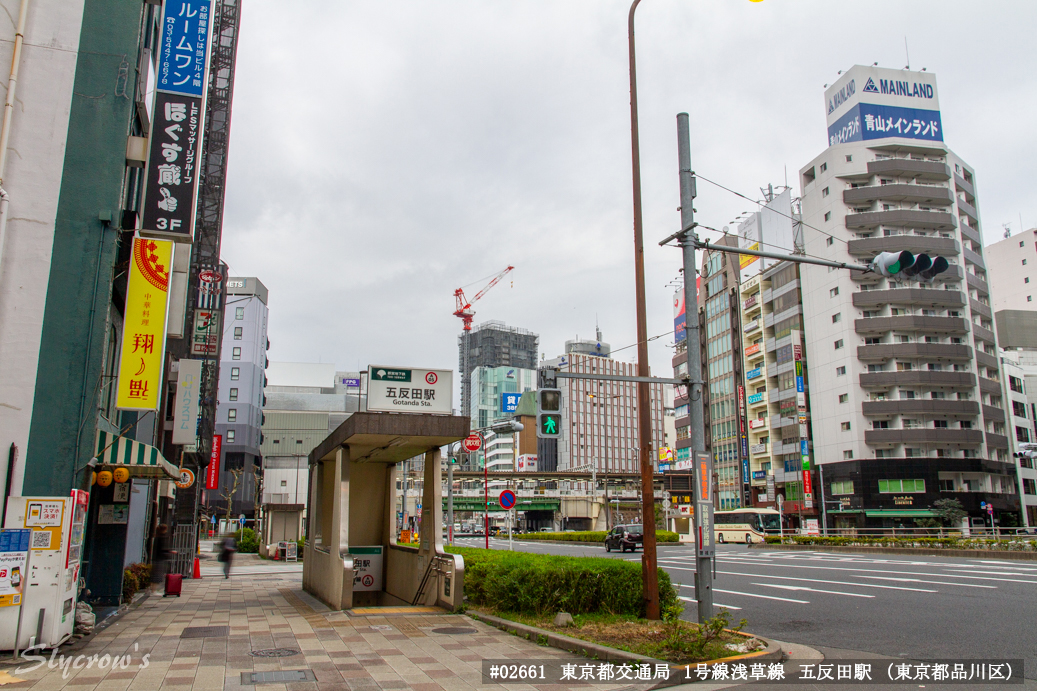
xmin=116 ymin=237 xmax=173 ymax=410
xmin=739 ymin=242 xmax=760 ymax=269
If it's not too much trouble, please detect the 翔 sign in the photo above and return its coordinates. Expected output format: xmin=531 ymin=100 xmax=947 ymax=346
xmin=824 ymin=65 xmax=943 ymax=147
xmin=367 ymin=366 xmax=453 ymax=415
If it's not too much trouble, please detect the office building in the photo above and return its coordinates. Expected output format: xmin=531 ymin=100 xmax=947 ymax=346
xmin=468 ymin=365 xmax=536 ymax=470
xmin=209 ymin=278 xmax=270 ymax=519
xmin=986 ymin=228 xmax=1037 ymax=312
xmin=999 ymin=353 xmax=1037 ymax=526
xmin=798 ymin=65 xmax=1018 ymax=529
xmin=458 ymin=321 xmax=538 ymax=419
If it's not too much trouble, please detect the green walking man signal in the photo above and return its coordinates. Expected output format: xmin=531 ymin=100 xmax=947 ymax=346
xmin=536 ymin=388 xmax=562 ymax=439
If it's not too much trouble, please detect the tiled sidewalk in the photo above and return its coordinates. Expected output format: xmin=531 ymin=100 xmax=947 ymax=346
xmin=4 ymin=570 xmax=665 ymax=691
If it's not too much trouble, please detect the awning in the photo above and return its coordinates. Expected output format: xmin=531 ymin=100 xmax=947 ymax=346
xmin=94 ymin=430 xmax=179 ymax=480
xmin=864 ymin=509 xmax=936 ymax=518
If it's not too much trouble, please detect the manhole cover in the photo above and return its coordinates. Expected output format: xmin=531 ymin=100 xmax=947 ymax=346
xmin=430 ymin=627 xmax=477 ymax=635
xmin=249 ymin=648 xmax=300 ymax=658
xmin=180 ymin=626 xmax=229 ymax=639
xmin=241 ymin=670 xmax=315 ymax=685
xmin=369 ymin=625 xmax=393 ymax=631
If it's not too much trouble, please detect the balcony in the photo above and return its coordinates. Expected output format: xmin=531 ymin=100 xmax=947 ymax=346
xmin=844 ymin=184 xmax=953 ymax=206
xmin=856 ymin=343 xmax=972 ymax=362
xmin=970 ymin=298 xmax=992 ymax=320
xmin=963 ymin=247 xmax=986 ymax=270
xmin=953 ymin=173 xmax=975 ymax=197
xmin=862 ymin=399 xmax=979 ymax=417
xmin=846 ymin=235 xmax=959 ymax=257
xmin=975 ymin=350 xmax=998 ymax=370
xmin=864 ymin=429 xmax=984 ymax=445
xmin=854 ymin=315 xmax=970 ymax=335
xmin=986 ymin=432 xmax=1009 ymax=450
xmin=978 ymin=377 xmax=1002 ymax=396
xmin=744 ymin=319 xmax=760 ymax=334
xmin=868 ymin=159 xmax=951 ymax=180
xmin=859 ymin=371 xmax=976 ymax=389
xmin=982 ymin=405 xmax=1005 ymax=423
xmin=972 ymin=323 xmax=996 ymax=345
xmin=960 ymin=223 xmax=982 ymax=247
xmin=845 ymin=209 xmax=957 ymax=231
xmin=966 ymin=271 xmax=989 ymax=297
xmin=851 ymin=288 xmax=966 ymax=309
xmin=957 ymin=197 xmax=979 ymax=222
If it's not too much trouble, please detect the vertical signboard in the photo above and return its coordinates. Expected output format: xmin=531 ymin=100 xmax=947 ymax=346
xmin=172 ymin=359 xmax=202 ymax=444
xmin=141 ymin=0 xmax=214 ymax=239
xmin=694 ymin=451 xmax=714 ymax=556
xmin=205 ymin=434 xmax=222 ymax=490
xmin=116 ymin=238 xmax=174 ymax=410
xmin=673 ymin=290 xmax=686 ymax=343
xmin=0 ymin=529 xmax=30 ymax=607
xmin=191 ymin=309 xmax=220 ymax=355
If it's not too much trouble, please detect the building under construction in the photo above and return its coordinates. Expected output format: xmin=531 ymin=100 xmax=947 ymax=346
xmin=458 ymin=321 xmax=539 ymax=412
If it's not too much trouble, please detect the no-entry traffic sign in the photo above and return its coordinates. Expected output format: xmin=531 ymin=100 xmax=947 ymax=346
xmin=499 ymin=490 xmax=516 ymax=510
xmin=463 ymin=433 xmax=482 ymax=453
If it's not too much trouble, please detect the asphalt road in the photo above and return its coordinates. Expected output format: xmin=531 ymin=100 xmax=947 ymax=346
xmin=452 ymin=536 xmax=1037 ymax=679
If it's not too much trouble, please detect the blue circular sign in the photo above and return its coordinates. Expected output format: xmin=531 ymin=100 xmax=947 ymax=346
xmin=499 ymin=490 xmax=516 ymax=510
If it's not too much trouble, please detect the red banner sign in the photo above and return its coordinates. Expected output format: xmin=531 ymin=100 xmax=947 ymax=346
xmin=205 ymin=434 xmax=222 ymax=490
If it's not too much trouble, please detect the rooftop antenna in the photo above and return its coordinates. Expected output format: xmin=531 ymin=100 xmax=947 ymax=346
xmin=1004 ymin=222 xmax=1013 ymax=239
xmin=904 ymin=37 xmax=910 ymax=70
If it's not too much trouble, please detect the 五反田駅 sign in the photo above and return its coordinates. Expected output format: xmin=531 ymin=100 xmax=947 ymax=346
xmin=367 ymin=367 xmax=452 ymax=415
xmin=116 ymin=238 xmax=173 ymax=410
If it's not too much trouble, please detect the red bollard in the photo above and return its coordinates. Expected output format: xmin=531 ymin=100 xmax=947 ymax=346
xmin=192 ymin=557 xmax=201 ymax=579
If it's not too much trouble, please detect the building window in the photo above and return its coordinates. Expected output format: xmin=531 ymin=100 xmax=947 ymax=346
xmin=845 ymin=155 xmax=852 ymax=163
xmin=824 ymin=212 xmax=832 ymax=222
xmin=822 ymin=187 xmax=829 ymax=197
xmin=843 ymin=450 xmax=853 ymax=459
xmin=834 ymin=339 xmax=844 ymax=350
xmin=234 ymin=327 xmax=242 ymax=340
xmin=831 ymin=480 xmax=854 ymax=495
xmin=228 ymin=409 xmax=237 ymax=422
xmin=235 ymin=306 xmax=244 ymax=319
xmin=830 ymin=287 xmax=839 ymax=297
xmin=273 ymin=439 xmax=280 ymax=444
xmin=1025 ymin=259 xmax=1029 ymax=266
xmin=820 ymin=163 xmax=828 ymax=173
xmin=229 ymin=388 xmax=238 ymax=401
xmin=226 ymin=430 xmax=236 ymax=443
xmin=1017 ymin=426 xmax=1031 ymax=443
xmin=1029 ymin=296 xmax=1033 ymax=303
xmin=232 ymin=347 xmax=241 ymax=360
xmin=297 ymin=439 xmax=303 ymax=445
xmin=1026 ymin=277 xmax=1031 ymax=284
xmin=230 ymin=367 xmax=239 ymax=380
xmin=1010 ymin=376 xmax=1024 ymax=394
xmin=879 ymin=479 xmax=925 ymax=493
xmin=1024 ymin=479 xmax=1037 ymax=495
xmin=933 ymin=420 xmax=948 ymax=428
xmin=832 ymin=313 xmax=841 ymax=323
xmin=836 ymin=366 xmax=846 ymax=376
xmin=839 ymin=394 xmax=848 ymax=403
xmin=872 ymin=420 xmax=889 ymax=429
xmin=841 ymin=422 xmax=851 ymax=431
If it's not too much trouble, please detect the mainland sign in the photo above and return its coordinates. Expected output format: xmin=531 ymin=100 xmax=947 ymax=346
xmin=367 ymin=366 xmax=453 ymax=415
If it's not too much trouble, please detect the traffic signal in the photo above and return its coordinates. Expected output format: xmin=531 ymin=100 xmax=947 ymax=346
xmin=537 ymin=388 xmax=562 ymax=439
xmin=870 ymin=251 xmax=913 ymax=277
xmin=870 ymin=250 xmax=950 ymax=283
xmin=918 ymin=256 xmax=950 ymax=283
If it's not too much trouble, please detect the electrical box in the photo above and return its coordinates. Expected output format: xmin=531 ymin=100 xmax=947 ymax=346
xmin=0 ymin=491 xmax=88 ymax=650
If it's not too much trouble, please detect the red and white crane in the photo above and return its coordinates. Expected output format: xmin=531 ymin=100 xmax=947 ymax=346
xmin=454 ymin=265 xmax=514 ymax=428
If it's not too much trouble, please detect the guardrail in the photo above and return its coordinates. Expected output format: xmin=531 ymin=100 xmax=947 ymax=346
xmin=806 ymin=527 xmax=1037 ymax=539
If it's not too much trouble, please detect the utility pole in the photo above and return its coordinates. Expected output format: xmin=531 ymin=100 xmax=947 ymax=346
xmin=676 ymin=112 xmax=714 ymax=621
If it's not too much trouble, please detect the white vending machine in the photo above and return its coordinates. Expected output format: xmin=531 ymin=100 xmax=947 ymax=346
xmin=0 ymin=491 xmax=88 ymax=650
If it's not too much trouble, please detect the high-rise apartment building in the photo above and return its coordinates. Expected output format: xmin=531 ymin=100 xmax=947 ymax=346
xmin=798 ymin=65 xmax=1018 ymax=529
xmin=698 ymin=235 xmax=745 ymax=509
xmin=210 ymin=278 xmax=269 ymax=518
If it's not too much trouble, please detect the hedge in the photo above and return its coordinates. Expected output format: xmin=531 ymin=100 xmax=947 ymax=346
xmin=446 ymin=546 xmax=679 ymax=617
xmin=519 ymin=530 xmax=680 ymax=543
xmin=765 ymin=535 xmax=1037 ymax=551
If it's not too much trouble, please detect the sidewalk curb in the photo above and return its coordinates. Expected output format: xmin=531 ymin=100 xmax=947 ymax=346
xmin=750 ymin=543 xmax=1037 ymax=560
xmin=469 ymin=611 xmax=782 ymax=687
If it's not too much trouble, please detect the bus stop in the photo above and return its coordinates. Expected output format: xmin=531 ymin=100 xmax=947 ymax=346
xmin=302 ymin=409 xmax=469 ymax=611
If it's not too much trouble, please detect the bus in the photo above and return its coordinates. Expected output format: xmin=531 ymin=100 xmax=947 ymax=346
xmin=714 ymin=508 xmax=781 ymax=544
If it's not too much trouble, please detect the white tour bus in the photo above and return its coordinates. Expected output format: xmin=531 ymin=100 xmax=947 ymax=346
xmin=714 ymin=508 xmax=781 ymax=543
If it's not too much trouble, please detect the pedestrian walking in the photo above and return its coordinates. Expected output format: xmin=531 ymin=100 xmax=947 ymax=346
xmin=151 ymin=524 xmax=170 ymax=593
xmin=219 ymin=534 xmax=236 ymax=578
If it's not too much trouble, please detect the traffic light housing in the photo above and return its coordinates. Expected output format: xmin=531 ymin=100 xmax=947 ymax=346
xmin=871 ymin=250 xmax=950 ymax=283
xmin=537 ymin=388 xmax=562 ymax=439
xmin=870 ymin=251 xmax=913 ymax=277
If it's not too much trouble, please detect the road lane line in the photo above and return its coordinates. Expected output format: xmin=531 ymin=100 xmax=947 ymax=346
xmin=708 ymin=558 xmax=1024 ymax=583
xmin=678 ymin=595 xmax=742 ymax=610
xmin=751 ymin=583 xmax=873 ymax=598
xmin=858 ymin=576 xmax=996 ymax=589
xmin=712 ymin=588 xmax=809 ymax=604
xmin=711 ymin=569 xmax=937 ymax=593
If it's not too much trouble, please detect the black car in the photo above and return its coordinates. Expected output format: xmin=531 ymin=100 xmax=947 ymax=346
xmin=604 ymin=524 xmax=643 ymax=552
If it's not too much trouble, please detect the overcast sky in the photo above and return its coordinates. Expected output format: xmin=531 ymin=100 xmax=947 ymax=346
xmin=220 ymin=1 xmax=1037 ymax=399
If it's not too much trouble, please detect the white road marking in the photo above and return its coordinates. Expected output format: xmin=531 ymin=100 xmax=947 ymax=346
xmin=711 ymin=558 xmax=1021 ymax=583
xmin=711 ymin=569 xmax=937 ymax=593
xmin=858 ymin=576 xmax=996 ymax=589
xmin=752 ymin=583 xmax=873 ymax=598
xmin=712 ymin=588 xmax=809 ymax=604
xmin=678 ymin=594 xmax=742 ymax=610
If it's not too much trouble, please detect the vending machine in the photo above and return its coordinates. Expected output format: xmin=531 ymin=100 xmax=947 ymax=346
xmin=0 ymin=490 xmax=88 ymax=650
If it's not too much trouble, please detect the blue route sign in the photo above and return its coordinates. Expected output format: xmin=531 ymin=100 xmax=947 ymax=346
xmin=498 ymin=490 xmax=516 ymax=510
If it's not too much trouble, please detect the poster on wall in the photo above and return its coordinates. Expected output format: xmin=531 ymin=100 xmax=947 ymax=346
xmin=0 ymin=529 xmax=30 ymax=607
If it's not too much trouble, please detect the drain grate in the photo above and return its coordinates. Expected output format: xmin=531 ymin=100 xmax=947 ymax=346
xmin=430 ymin=627 xmax=477 ymax=635
xmin=180 ymin=626 xmax=229 ymax=639
xmin=241 ymin=670 xmax=316 ymax=685
xmin=249 ymin=648 xmax=300 ymax=658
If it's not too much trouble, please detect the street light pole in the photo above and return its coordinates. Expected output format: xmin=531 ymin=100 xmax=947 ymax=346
xmin=627 ymin=0 xmax=660 ymax=622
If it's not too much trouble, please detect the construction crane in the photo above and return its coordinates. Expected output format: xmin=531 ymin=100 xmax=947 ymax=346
xmin=454 ymin=265 xmax=514 ymax=438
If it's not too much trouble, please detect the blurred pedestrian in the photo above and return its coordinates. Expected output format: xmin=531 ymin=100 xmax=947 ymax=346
xmin=151 ymin=524 xmax=170 ymax=593
xmin=219 ymin=534 xmax=236 ymax=579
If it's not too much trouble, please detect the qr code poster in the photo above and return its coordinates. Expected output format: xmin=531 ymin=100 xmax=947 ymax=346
xmin=31 ymin=530 xmax=52 ymax=550
xmin=25 ymin=500 xmax=64 ymax=527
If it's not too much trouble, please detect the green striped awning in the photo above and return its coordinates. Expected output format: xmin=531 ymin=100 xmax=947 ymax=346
xmin=864 ymin=509 xmax=937 ymax=518
xmin=94 ymin=430 xmax=179 ymax=479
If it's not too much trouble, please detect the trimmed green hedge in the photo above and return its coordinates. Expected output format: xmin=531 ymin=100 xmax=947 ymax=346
xmin=765 ymin=535 xmax=1037 ymax=551
xmin=447 ymin=546 xmax=679 ymax=617
xmin=519 ymin=530 xmax=680 ymax=543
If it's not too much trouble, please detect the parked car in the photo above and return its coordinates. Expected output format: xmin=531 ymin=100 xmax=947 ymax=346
xmin=539 ymin=527 xmax=553 ymax=533
xmin=489 ymin=526 xmax=503 ymax=536
xmin=604 ymin=524 xmax=643 ymax=552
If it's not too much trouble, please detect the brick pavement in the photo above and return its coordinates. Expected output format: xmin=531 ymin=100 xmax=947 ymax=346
xmin=4 ymin=570 xmax=665 ymax=691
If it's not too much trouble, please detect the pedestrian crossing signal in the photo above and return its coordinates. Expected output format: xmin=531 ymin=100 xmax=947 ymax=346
xmin=538 ymin=413 xmax=561 ymax=439
xmin=536 ymin=388 xmax=562 ymax=439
